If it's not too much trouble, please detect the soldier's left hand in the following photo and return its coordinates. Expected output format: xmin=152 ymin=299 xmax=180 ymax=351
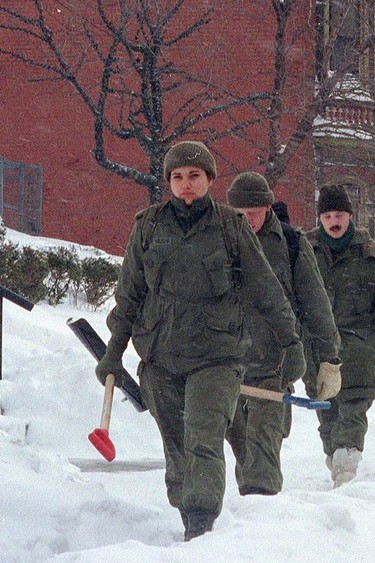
xmin=280 ymin=341 xmax=306 ymax=386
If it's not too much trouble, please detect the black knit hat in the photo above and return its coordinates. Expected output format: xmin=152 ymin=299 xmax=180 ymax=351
xmin=163 ymin=141 xmax=217 ymax=181
xmin=227 ymin=172 xmax=275 ymax=208
xmin=317 ymin=185 xmax=353 ymax=215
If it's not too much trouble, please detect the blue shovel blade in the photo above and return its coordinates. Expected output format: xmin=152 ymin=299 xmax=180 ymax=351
xmin=282 ymin=394 xmax=331 ymax=410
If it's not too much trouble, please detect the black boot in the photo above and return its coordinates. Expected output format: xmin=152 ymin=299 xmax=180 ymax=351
xmin=239 ymin=486 xmax=278 ymax=496
xmin=184 ymin=510 xmax=216 ymax=542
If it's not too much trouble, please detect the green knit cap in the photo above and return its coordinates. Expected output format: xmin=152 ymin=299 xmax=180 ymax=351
xmin=163 ymin=141 xmax=217 ymax=181
xmin=317 ymin=185 xmax=353 ymax=215
xmin=227 ymin=172 xmax=275 ymax=207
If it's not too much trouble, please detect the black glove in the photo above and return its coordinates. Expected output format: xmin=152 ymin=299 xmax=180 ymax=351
xmin=95 ymin=338 xmax=126 ymax=387
xmin=280 ymin=341 xmax=306 ymax=387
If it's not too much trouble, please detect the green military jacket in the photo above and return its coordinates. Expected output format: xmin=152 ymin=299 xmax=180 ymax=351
xmin=243 ymin=211 xmax=340 ymax=382
xmin=306 ymin=226 xmax=375 ymax=399
xmin=107 ymin=196 xmax=300 ymax=375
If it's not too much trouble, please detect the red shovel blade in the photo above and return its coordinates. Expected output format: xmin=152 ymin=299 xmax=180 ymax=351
xmin=88 ymin=428 xmax=116 ymax=462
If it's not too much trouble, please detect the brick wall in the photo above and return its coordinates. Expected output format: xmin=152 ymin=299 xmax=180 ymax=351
xmin=0 ymin=0 xmax=316 ymax=254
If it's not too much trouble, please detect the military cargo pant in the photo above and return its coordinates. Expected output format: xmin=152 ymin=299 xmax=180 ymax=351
xmin=316 ymin=397 xmax=373 ymax=456
xmin=138 ymin=361 xmax=242 ymax=517
xmin=304 ymin=331 xmax=374 ymax=456
xmin=226 ymin=375 xmax=291 ymax=495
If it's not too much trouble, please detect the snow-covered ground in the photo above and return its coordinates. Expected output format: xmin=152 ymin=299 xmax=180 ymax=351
xmin=1 ymin=229 xmax=374 ymax=562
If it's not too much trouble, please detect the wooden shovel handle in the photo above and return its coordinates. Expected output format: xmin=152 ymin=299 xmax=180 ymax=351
xmin=240 ymin=384 xmax=284 ymax=403
xmin=100 ymin=373 xmax=115 ymax=430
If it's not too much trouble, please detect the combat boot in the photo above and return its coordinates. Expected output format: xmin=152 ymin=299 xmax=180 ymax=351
xmin=184 ymin=509 xmax=216 ymax=542
xmin=331 ymin=447 xmax=362 ymax=488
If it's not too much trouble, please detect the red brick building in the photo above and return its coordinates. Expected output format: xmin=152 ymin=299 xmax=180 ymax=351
xmin=1 ymin=1 xmax=374 ymax=254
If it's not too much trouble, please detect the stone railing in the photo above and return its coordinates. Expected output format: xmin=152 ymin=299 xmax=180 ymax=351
xmin=325 ymin=105 xmax=374 ymax=126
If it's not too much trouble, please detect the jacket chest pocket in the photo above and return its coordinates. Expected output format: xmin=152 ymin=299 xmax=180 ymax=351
xmin=204 ymin=298 xmax=244 ymax=334
xmin=202 ymin=248 xmax=233 ymax=297
xmin=143 ymin=245 xmax=171 ymax=291
xmin=352 ymin=275 xmax=374 ymax=314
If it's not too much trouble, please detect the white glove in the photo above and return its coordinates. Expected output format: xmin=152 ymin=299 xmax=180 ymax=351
xmin=316 ymin=361 xmax=342 ymax=400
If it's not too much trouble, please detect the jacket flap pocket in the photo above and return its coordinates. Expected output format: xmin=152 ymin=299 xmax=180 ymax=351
xmin=202 ymin=249 xmax=232 ymax=296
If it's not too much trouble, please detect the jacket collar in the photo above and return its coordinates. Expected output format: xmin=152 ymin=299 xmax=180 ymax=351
xmin=309 ymin=225 xmax=371 ymax=248
xmin=170 ymin=194 xmax=215 ymax=234
xmin=258 ymin=209 xmax=283 ymax=239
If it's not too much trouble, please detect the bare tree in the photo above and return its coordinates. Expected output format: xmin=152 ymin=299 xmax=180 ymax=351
xmin=1 ymin=0 xmax=372 ymax=208
xmin=258 ymin=0 xmax=374 ymax=190
xmin=0 ymin=0 xmax=268 ymax=203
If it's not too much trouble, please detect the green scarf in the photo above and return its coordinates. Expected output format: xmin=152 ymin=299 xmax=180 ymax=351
xmin=318 ymin=220 xmax=355 ymax=255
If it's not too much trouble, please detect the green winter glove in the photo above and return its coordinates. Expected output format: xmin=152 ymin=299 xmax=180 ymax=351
xmin=95 ymin=338 xmax=126 ymax=387
xmin=316 ymin=361 xmax=342 ymax=401
xmin=280 ymin=341 xmax=307 ymax=387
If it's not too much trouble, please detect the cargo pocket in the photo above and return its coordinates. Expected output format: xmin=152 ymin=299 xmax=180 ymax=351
xmin=352 ymin=282 xmax=373 ymax=315
xmin=132 ymin=294 xmax=164 ymax=360
xmin=134 ymin=293 xmax=163 ymax=333
xmin=204 ymin=300 xmax=243 ymax=335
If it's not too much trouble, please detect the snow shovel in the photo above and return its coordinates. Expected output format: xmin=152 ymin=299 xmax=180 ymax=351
xmin=88 ymin=373 xmax=116 ymax=461
xmin=67 ymin=317 xmax=147 ymax=412
xmin=240 ymin=385 xmax=331 ymax=410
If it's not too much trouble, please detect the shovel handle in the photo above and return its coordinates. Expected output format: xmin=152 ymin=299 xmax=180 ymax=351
xmin=240 ymin=385 xmax=284 ymax=403
xmin=100 ymin=374 xmax=115 ymax=430
xmin=240 ymin=384 xmax=331 ymax=410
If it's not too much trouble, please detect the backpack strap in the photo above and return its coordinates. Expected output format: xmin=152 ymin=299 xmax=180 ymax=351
xmin=136 ymin=202 xmax=166 ymax=251
xmin=215 ymin=203 xmax=245 ymax=289
xmin=279 ymin=222 xmax=300 ymax=270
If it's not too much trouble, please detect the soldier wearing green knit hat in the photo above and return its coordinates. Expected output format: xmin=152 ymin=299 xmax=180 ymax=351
xmin=226 ymin=172 xmax=341 ymax=496
xmin=95 ymin=143 xmax=305 ymax=540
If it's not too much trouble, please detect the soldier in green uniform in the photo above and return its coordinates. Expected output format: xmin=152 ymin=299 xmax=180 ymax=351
xmin=305 ymin=184 xmax=375 ymax=487
xmin=95 ymin=141 xmax=306 ymax=541
xmin=225 ymin=172 xmax=341 ymax=496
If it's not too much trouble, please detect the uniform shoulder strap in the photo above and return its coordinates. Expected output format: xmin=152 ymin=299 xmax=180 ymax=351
xmin=280 ymin=221 xmax=301 ymax=270
xmin=136 ymin=202 xmax=165 ymax=251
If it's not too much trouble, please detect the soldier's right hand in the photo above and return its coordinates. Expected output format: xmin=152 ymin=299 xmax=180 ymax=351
xmin=280 ymin=341 xmax=306 ymax=387
xmin=95 ymin=355 xmax=123 ymax=387
xmin=95 ymin=338 xmax=126 ymax=387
